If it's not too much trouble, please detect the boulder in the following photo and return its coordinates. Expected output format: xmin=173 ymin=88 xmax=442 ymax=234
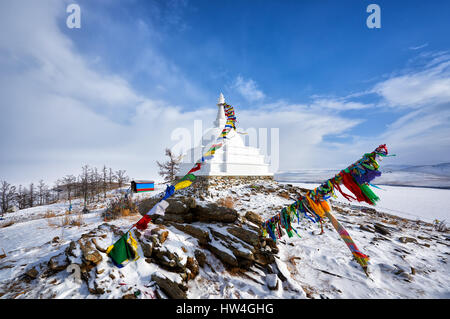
xmin=226 ymin=226 xmax=260 ymax=247
xmin=77 ymin=238 xmax=102 ymax=272
xmin=152 ymin=247 xmax=185 ymax=272
xmin=25 ymin=267 xmax=39 ymax=280
xmin=266 ymin=274 xmax=278 ymax=290
xmin=374 ymin=223 xmax=391 ymax=236
xmin=194 ymin=250 xmax=206 ymax=267
xmin=244 ymin=211 xmax=263 ymax=226
xmin=399 ymin=237 xmax=418 ymax=244
xmin=191 ymin=203 xmax=238 ymax=223
xmin=169 ymin=223 xmax=211 ymax=245
xmin=48 ymin=253 xmax=69 ymax=272
xmin=151 ymin=274 xmax=187 ymax=299
xmin=207 ymin=243 xmax=239 ymax=267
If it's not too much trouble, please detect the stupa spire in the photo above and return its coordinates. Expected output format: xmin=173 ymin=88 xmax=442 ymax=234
xmin=214 ymin=92 xmax=226 ymax=127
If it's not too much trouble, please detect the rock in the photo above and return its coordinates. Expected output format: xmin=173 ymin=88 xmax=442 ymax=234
xmin=141 ymin=242 xmax=153 ymax=258
xmin=48 ymin=253 xmax=69 ymax=272
xmin=152 ymin=247 xmax=184 ymax=272
xmin=244 ymin=211 xmax=263 ymax=225
xmin=265 ymin=238 xmax=277 ymax=249
xmin=122 ymin=293 xmax=137 ymax=299
xmin=151 ymin=227 xmax=169 ymax=244
xmin=139 ymin=198 xmax=193 ymax=223
xmin=253 ymin=251 xmax=275 ymax=267
xmin=151 ymin=274 xmax=187 ymax=299
xmin=194 ymin=250 xmax=206 ymax=267
xmin=226 ymin=226 xmax=260 ymax=247
xmin=359 ymin=224 xmax=375 ymax=233
xmin=91 ymin=238 xmax=107 ymax=253
xmin=79 ymin=239 xmax=103 ymax=266
xmin=186 ymin=257 xmax=199 ymax=280
xmin=191 ymin=203 xmax=238 ymax=223
xmin=266 ymin=274 xmax=278 ymax=290
xmin=207 ymin=243 xmax=239 ymax=267
xmin=65 ymin=241 xmax=79 ymax=258
xmin=361 ymin=208 xmax=378 ymax=215
xmin=25 ymin=267 xmax=39 ymax=279
xmin=170 ymin=223 xmax=211 ymax=245
xmin=399 ymin=237 xmax=418 ymax=244
xmin=52 ymin=236 xmax=60 ymax=243
xmin=374 ymin=223 xmax=391 ymax=236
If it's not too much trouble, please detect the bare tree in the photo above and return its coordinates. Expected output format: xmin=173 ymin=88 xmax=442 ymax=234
xmin=108 ymin=168 xmax=115 ymax=188
xmin=102 ymin=165 xmax=108 ymax=199
xmin=156 ymin=148 xmax=182 ymax=184
xmin=0 ymin=181 xmax=16 ymax=217
xmin=28 ymin=183 xmax=35 ymax=208
xmin=16 ymin=185 xmax=28 ymax=210
xmin=79 ymin=165 xmax=90 ymax=208
xmin=62 ymin=175 xmax=77 ymax=205
xmin=37 ymin=179 xmax=48 ymax=206
xmin=115 ymin=170 xmax=129 ymax=189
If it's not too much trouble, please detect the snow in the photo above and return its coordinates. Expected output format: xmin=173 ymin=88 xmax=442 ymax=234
xmin=287 ymin=182 xmax=450 ymax=223
xmin=0 ymin=180 xmax=449 ymax=299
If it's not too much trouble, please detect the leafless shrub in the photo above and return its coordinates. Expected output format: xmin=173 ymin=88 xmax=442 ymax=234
xmin=103 ymin=196 xmax=138 ymax=221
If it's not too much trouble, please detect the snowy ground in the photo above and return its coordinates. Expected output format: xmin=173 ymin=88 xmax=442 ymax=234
xmin=286 ymin=182 xmax=450 ymax=223
xmin=0 ymin=181 xmax=449 ymax=299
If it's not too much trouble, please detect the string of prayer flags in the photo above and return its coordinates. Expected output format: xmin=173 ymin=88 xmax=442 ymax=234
xmin=262 ymin=144 xmax=393 ymax=274
xmin=135 ymin=200 xmax=169 ymax=231
xmin=107 ymin=102 xmax=239 ymax=267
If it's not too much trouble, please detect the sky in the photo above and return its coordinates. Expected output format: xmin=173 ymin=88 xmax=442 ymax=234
xmin=0 ymin=0 xmax=450 ymax=186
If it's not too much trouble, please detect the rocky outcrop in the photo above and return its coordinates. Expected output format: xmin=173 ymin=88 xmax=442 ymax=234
xmin=151 ymin=274 xmax=187 ymax=299
xmin=190 ymin=204 xmax=238 ymax=223
xmin=169 ymin=223 xmax=211 ymax=245
xmin=138 ymin=197 xmax=238 ymax=224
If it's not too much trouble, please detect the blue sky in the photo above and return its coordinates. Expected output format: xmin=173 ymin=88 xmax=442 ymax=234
xmin=1 ymin=0 xmax=450 ymax=185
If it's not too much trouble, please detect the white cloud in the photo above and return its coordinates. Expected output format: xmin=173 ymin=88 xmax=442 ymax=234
xmin=232 ymin=76 xmax=266 ymax=102
xmin=409 ymin=43 xmax=428 ymax=50
xmin=310 ymin=98 xmax=373 ymax=110
xmin=374 ymin=57 xmax=450 ymax=107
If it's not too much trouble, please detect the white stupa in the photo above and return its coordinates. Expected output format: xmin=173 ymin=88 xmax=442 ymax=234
xmin=177 ymin=93 xmax=273 ymax=178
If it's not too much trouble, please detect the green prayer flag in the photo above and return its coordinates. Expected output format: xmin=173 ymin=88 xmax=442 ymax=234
xmin=108 ymin=235 xmax=135 ymax=266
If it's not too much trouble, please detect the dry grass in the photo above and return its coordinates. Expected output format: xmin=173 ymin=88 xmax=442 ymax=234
xmin=47 ymin=212 xmax=84 ymax=228
xmin=0 ymin=221 xmax=14 ymax=228
xmin=288 ymin=256 xmax=301 ymax=266
xmin=103 ymin=197 xmax=139 ymax=221
xmin=382 ymin=218 xmax=399 ymax=225
xmin=44 ymin=210 xmax=56 ymax=218
xmin=217 ymin=196 xmax=235 ymax=209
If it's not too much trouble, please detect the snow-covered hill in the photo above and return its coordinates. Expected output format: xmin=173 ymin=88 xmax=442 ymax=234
xmin=0 ymin=180 xmax=448 ymax=299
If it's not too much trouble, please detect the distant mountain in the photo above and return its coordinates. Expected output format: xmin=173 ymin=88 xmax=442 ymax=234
xmin=397 ymin=163 xmax=450 ymax=177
